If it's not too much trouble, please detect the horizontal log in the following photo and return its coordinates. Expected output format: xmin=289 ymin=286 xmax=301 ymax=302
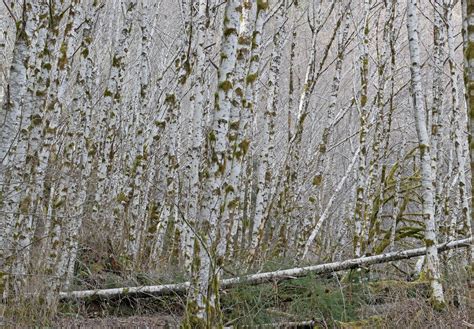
xmin=59 ymin=237 xmax=472 ymax=300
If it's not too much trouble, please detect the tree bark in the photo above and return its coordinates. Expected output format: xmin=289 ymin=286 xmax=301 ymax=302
xmin=461 ymin=0 xmax=474 ymax=269
xmin=407 ymin=0 xmax=445 ymax=306
xmin=59 ymin=237 xmax=473 ymax=300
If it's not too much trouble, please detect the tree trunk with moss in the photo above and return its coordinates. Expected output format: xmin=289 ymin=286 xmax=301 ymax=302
xmin=41 ymin=1 xmax=88 ymax=305
xmin=3 ymin=1 xmax=52 ymax=298
xmin=431 ymin=0 xmax=446 ymax=228
xmin=354 ymin=0 xmax=371 ymax=258
xmin=183 ymin=0 xmax=209 ymax=271
xmin=0 ymin=13 xmax=6 ymax=105
xmin=150 ymin=93 xmax=180 ymax=264
xmin=0 ymin=7 xmax=32 ymax=262
xmin=407 ymin=0 xmax=445 ymax=307
xmin=249 ymin=0 xmax=285 ymax=264
xmin=461 ymin=0 xmax=474 ymax=268
xmin=95 ymin=0 xmax=136 ymax=231
xmin=221 ymin=0 xmax=256 ymax=259
xmin=63 ymin=1 xmax=99 ymax=289
xmin=185 ymin=0 xmax=240 ymax=326
xmin=231 ymin=0 xmax=267 ymax=256
xmin=446 ymin=0 xmax=469 ymax=247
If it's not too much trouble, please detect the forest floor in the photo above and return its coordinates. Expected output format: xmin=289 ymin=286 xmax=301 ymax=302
xmin=54 ymin=314 xmax=180 ymax=328
xmin=46 ymin=276 xmax=474 ymax=328
xmin=3 ymin=262 xmax=472 ymax=328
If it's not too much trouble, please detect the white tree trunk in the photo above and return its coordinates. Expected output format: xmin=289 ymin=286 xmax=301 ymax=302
xmin=354 ymin=0 xmax=371 ymax=258
xmin=60 ymin=237 xmax=473 ymax=300
xmin=221 ymin=0 xmax=257 ymax=258
xmin=187 ymin=0 xmax=240 ymax=325
xmin=407 ymin=0 xmax=445 ymax=306
xmin=183 ymin=0 xmax=208 ymax=271
xmin=249 ymin=0 xmax=286 ymax=263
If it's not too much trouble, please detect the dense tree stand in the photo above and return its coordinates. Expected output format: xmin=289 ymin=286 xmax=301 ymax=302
xmin=0 ymin=0 xmax=473 ymax=326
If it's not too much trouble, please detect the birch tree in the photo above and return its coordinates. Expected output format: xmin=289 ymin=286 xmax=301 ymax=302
xmin=2 ymin=1 xmax=52 ymax=298
xmin=353 ymin=0 xmax=371 ymax=259
xmin=186 ymin=0 xmax=240 ymax=325
xmin=2 ymin=0 xmax=474 ymax=321
xmin=222 ymin=0 xmax=256 ymax=258
xmin=249 ymin=0 xmax=286 ymax=264
xmin=407 ymin=0 xmax=445 ymax=307
xmin=183 ymin=0 xmax=209 ymax=270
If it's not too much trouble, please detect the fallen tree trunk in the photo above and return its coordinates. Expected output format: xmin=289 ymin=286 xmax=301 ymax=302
xmin=59 ymin=237 xmax=472 ymax=300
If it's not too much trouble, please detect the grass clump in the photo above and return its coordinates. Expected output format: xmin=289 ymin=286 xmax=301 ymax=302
xmin=221 ymin=275 xmax=361 ymax=327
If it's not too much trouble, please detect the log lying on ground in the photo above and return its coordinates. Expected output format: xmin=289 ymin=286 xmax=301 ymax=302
xmin=59 ymin=237 xmax=472 ymax=300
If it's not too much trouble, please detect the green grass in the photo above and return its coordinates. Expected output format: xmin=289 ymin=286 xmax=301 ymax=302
xmin=221 ymin=274 xmax=362 ymax=326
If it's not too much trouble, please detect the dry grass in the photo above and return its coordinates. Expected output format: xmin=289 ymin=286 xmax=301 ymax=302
xmin=2 ymin=249 xmax=472 ymax=328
